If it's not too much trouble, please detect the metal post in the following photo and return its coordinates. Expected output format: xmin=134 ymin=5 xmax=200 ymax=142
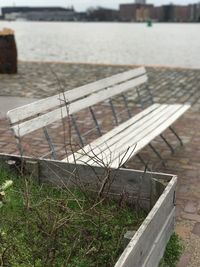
xmin=136 ymin=154 xmax=150 ymax=170
xmin=71 ymin=114 xmax=84 ymax=148
xmin=136 ymin=87 xmax=144 ymax=109
xmin=145 ymin=84 xmax=154 ymax=105
xmin=148 ymin=143 xmax=166 ymax=167
xmin=43 ymin=127 xmax=57 ymax=160
xmin=160 ymin=134 xmax=175 ymax=154
xmin=109 ymin=98 xmax=119 ymax=125
xmin=122 ymin=93 xmax=132 ymax=118
xmin=89 ymin=107 xmax=102 ymax=137
xmin=169 ymin=126 xmax=183 ymax=146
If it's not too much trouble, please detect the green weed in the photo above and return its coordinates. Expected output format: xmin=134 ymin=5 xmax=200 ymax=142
xmin=0 ymin=165 xmax=146 ymax=266
xmin=159 ymin=233 xmax=184 ymax=267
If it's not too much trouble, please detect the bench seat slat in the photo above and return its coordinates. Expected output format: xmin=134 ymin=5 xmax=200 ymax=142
xmin=85 ymin=104 xmax=179 ymax=165
xmin=7 ymin=67 xmax=146 ymax=124
xmin=89 ymin=104 xmax=189 ymax=167
xmin=63 ymin=103 xmax=161 ymax=162
xmin=66 ymin=104 xmax=169 ymax=163
xmin=64 ymin=104 xmax=190 ymax=168
xmin=110 ymin=104 xmax=190 ymax=168
xmin=11 ymin=75 xmax=148 ymax=137
xmin=66 ymin=104 xmax=174 ymax=165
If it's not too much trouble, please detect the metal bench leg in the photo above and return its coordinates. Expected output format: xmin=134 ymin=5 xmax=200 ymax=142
xmin=122 ymin=93 xmax=132 ymax=118
xmin=160 ymin=134 xmax=175 ymax=154
xmin=71 ymin=114 xmax=84 ymax=148
xmin=43 ymin=127 xmax=57 ymax=160
xmin=109 ymin=99 xmax=119 ymax=126
xmin=136 ymin=154 xmax=150 ymax=170
xmin=148 ymin=143 xmax=166 ymax=167
xmin=169 ymin=126 xmax=183 ymax=146
xmin=89 ymin=107 xmax=102 ymax=136
xmin=121 ymin=163 xmax=127 ymax=169
xmin=16 ymin=137 xmax=24 ymax=157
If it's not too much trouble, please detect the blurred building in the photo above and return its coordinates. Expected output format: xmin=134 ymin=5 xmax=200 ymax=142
xmin=119 ymin=2 xmax=200 ymax=22
xmin=120 ymin=3 xmax=154 ymax=22
xmin=2 ymin=3 xmax=200 ymax=22
xmin=188 ymin=3 xmax=200 ymax=21
xmin=162 ymin=5 xmax=189 ymax=22
xmin=151 ymin=6 xmax=164 ymax=22
xmin=2 ymin=7 xmax=77 ymax=21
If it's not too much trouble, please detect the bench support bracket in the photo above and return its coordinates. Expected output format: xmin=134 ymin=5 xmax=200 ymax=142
xmin=148 ymin=143 xmax=166 ymax=167
xmin=43 ymin=127 xmax=57 ymax=160
xmin=169 ymin=126 xmax=183 ymax=146
xmin=136 ymin=154 xmax=150 ymax=171
xmin=160 ymin=134 xmax=175 ymax=154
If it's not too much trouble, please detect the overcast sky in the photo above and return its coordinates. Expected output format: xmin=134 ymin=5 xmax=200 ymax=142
xmin=0 ymin=0 xmax=199 ymax=11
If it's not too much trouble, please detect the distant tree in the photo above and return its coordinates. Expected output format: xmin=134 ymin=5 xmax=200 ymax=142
xmin=86 ymin=6 xmax=119 ymax=21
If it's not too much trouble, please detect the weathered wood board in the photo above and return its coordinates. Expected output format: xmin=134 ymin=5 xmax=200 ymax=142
xmin=0 ymin=153 xmax=177 ymax=267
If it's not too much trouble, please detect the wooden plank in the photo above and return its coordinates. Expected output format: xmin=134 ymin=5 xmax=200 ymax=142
xmin=0 ymin=153 xmax=173 ymax=211
xmin=92 ymin=104 xmax=190 ymax=168
xmin=114 ymin=176 xmax=177 ymax=267
xmin=7 ymin=67 xmax=146 ymax=124
xmin=64 ymin=103 xmax=161 ymax=163
xmin=66 ymin=104 xmax=190 ymax=167
xmin=142 ymin=208 xmax=175 ymax=267
xmin=110 ymin=104 xmax=190 ymax=168
xmin=11 ymin=75 xmax=148 ymax=137
xmin=0 ymin=153 xmax=175 ymax=211
xmin=90 ymin=104 xmax=188 ymax=165
xmin=0 ymin=153 xmax=176 ymax=267
xmin=76 ymin=104 xmax=174 ymax=165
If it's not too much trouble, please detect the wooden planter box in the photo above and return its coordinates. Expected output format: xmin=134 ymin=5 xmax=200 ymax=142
xmin=0 ymin=153 xmax=177 ymax=267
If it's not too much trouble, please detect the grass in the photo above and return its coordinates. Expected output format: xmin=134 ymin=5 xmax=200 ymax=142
xmin=0 ymin=165 xmax=146 ymax=267
xmin=159 ymin=233 xmax=184 ymax=267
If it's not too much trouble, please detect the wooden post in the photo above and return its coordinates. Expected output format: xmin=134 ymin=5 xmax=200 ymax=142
xmin=0 ymin=28 xmax=17 ymax=74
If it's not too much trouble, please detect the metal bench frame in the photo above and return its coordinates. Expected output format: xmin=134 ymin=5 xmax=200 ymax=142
xmin=7 ymin=67 xmax=190 ymax=168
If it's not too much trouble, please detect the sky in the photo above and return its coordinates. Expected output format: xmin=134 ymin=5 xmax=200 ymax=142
xmin=0 ymin=0 xmax=199 ymax=11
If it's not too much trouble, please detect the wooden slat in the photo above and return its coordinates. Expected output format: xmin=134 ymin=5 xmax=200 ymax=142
xmin=75 ymin=104 xmax=171 ymax=164
xmin=66 ymin=104 xmax=190 ymax=168
xmin=86 ymin=104 xmax=185 ymax=165
xmin=0 ymin=153 xmax=173 ymax=205
xmin=0 ymin=153 xmax=176 ymax=267
xmin=142 ymin=208 xmax=175 ymax=267
xmin=64 ymin=103 xmax=161 ymax=162
xmin=7 ymin=67 xmax=146 ymax=124
xmin=114 ymin=176 xmax=177 ymax=267
xmin=11 ymin=75 xmax=148 ymax=137
xmin=66 ymin=104 xmax=189 ymax=165
xmin=110 ymin=104 xmax=190 ymax=168
xmin=73 ymin=104 xmax=179 ymax=166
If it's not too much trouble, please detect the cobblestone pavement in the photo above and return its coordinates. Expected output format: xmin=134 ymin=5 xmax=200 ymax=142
xmin=0 ymin=62 xmax=200 ymax=266
xmin=0 ymin=62 xmax=200 ymax=111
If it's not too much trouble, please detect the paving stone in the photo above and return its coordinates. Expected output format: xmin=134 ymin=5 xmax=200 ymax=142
xmin=176 ymin=225 xmax=191 ymax=239
xmin=0 ymin=62 xmax=199 ymax=112
xmin=178 ymin=184 xmax=190 ymax=194
xmin=181 ymin=212 xmax=200 ymax=223
xmin=177 ymin=253 xmax=192 ymax=267
xmin=184 ymin=201 xmax=198 ymax=214
xmin=192 ymin=223 xmax=200 ymax=237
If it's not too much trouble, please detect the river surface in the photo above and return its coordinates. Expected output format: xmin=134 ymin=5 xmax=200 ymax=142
xmin=1 ymin=21 xmax=200 ymax=68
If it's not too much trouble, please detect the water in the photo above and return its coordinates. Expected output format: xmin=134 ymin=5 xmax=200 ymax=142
xmin=1 ymin=21 xmax=200 ymax=68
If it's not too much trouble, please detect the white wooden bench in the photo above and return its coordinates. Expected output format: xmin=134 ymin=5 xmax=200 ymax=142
xmin=7 ymin=67 xmax=190 ymax=168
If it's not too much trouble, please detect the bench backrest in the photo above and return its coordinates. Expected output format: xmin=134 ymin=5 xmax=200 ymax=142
xmin=7 ymin=67 xmax=148 ymax=138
